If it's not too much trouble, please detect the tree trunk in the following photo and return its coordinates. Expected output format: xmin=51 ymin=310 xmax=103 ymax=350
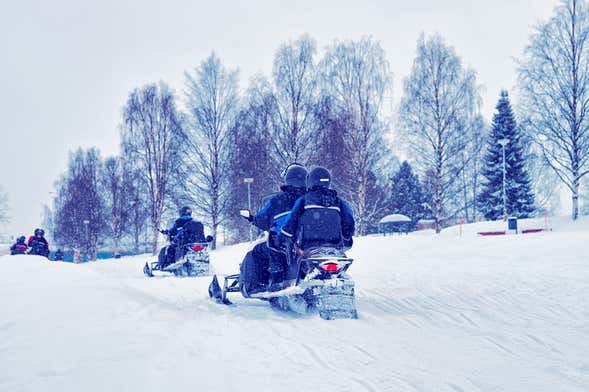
xmin=113 ymin=237 xmax=120 ymax=257
xmin=572 ymin=177 xmax=579 ymax=220
xmin=151 ymin=211 xmax=160 ymax=256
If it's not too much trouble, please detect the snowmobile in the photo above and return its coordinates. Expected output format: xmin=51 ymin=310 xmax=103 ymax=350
xmin=144 ymin=221 xmax=213 ymax=278
xmin=28 ymin=240 xmax=50 ymax=258
xmin=208 ymin=210 xmax=358 ymax=320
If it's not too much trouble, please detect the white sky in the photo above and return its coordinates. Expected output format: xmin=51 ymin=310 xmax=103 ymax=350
xmin=0 ymin=0 xmax=559 ymax=237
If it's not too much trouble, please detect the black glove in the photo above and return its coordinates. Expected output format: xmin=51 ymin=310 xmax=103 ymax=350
xmin=160 ymin=229 xmax=169 ymax=235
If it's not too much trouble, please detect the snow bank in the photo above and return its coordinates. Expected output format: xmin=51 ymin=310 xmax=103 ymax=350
xmin=1 ymin=218 xmax=588 ymax=391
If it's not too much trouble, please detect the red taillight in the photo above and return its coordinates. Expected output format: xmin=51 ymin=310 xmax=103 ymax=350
xmin=192 ymin=245 xmax=203 ymax=251
xmin=320 ymin=262 xmax=341 ymax=273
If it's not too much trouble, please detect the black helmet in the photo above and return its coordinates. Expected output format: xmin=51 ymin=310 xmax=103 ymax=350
xmin=34 ymin=228 xmax=45 ymax=236
xmin=179 ymin=206 xmax=192 ymax=216
xmin=17 ymin=236 xmax=25 ymax=243
xmin=307 ymin=167 xmax=331 ymax=189
xmin=283 ymin=163 xmax=308 ymax=188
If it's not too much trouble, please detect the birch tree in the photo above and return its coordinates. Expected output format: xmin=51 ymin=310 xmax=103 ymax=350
xmin=121 ymin=83 xmax=183 ymax=254
xmin=271 ymin=35 xmax=318 ymax=167
xmin=518 ymin=0 xmax=589 ymax=220
xmin=184 ymin=53 xmax=238 ymax=249
xmin=319 ymin=37 xmax=392 ymax=234
xmin=398 ymin=34 xmax=480 ymax=233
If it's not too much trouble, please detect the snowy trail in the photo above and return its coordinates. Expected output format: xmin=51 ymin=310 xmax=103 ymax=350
xmin=1 ymin=218 xmax=589 ymax=391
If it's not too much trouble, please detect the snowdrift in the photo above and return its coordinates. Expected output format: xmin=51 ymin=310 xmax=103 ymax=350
xmin=1 ymin=218 xmax=589 ymax=391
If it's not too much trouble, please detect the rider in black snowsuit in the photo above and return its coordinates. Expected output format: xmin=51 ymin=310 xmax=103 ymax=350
xmin=160 ymin=206 xmax=205 ymax=265
xmin=10 ymin=236 xmax=28 ymax=255
xmin=243 ymin=164 xmax=308 ymax=291
xmin=27 ymin=228 xmax=50 ymax=258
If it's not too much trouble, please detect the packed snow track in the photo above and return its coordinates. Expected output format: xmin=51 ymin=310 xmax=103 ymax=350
xmin=1 ymin=218 xmax=588 ymax=391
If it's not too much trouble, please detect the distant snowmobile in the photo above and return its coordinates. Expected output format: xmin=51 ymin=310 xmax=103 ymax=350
xmin=144 ymin=221 xmax=213 ymax=277
xmin=208 ymin=210 xmax=358 ymax=320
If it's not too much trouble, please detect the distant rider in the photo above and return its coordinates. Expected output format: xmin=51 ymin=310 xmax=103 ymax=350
xmin=10 ymin=236 xmax=28 ymax=255
xmin=160 ymin=206 xmax=205 ymax=265
xmin=54 ymin=248 xmax=64 ymax=261
xmin=280 ymin=166 xmax=355 ymax=253
xmin=27 ymin=228 xmax=50 ymax=258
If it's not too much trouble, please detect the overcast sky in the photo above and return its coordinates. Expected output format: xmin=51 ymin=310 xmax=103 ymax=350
xmin=0 ymin=0 xmax=558 ymax=237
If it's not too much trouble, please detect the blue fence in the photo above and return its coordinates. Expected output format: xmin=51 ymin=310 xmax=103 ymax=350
xmin=51 ymin=251 xmax=137 ymax=263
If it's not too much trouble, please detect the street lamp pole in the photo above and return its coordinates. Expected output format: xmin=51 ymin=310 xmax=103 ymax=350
xmin=83 ymin=220 xmax=90 ymax=261
xmin=244 ymin=178 xmax=254 ymax=241
xmin=497 ymin=138 xmax=510 ymax=221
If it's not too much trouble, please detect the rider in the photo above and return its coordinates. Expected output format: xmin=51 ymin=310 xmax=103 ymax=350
xmin=54 ymin=248 xmax=64 ymax=261
xmin=161 ymin=206 xmax=204 ymax=265
xmin=280 ymin=166 xmax=355 ymax=253
xmin=27 ymin=228 xmax=50 ymax=257
xmin=10 ymin=236 xmax=28 ymax=255
xmin=244 ymin=163 xmax=308 ymax=291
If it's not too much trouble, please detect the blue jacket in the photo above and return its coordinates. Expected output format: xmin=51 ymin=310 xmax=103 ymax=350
xmin=281 ymin=187 xmax=355 ymax=249
xmin=253 ymin=185 xmax=306 ymax=235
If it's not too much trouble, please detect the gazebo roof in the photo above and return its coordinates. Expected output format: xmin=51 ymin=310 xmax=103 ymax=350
xmin=379 ymin=214 xmax=411 ymax=224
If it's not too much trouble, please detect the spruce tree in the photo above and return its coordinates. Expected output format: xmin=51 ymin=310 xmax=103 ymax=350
xmin=389 ymin=161 xmax=428 ymax=231
xmin=478 ymin=91 xmax=535 ymax=220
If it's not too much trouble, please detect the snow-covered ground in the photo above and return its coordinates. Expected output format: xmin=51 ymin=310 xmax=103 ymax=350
xmin=1 ymin=217 xmax=588 ymax=391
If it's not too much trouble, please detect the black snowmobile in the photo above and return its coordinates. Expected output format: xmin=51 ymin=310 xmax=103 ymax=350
xmin=208 ymin=210 xmax=358 ymax=320
xmin=144 ymin=220 xmax=213 ymax=277
xmin=28 ymin=240 xmax=50 ymax=258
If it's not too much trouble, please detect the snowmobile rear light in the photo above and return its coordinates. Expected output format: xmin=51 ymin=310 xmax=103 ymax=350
xmin=192 ymin=245 xmax=204 ymax=251
xmin=319 ymin=262 xmax=341 ymax=273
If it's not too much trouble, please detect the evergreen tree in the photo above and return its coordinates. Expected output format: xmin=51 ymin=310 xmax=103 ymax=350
xmin=478 ymin=91 xmax=535 ymax=220
xmin=389 ymin=161 xmax=428 ymax=231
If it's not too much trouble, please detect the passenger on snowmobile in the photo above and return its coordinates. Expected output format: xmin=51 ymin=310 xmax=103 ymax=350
xmin=54 ymin=248 xmax=64 ymax=261
xmin=280 ymin=166 xmax=355 ymax=254
xmin=244 ymin=163 xmax=308 ymax=291
xmin=27 ymin=228 xmax=50 ymax=258
xmin=159 ymin=206 xmax=205 ymax=266
xmin=10 ymin=236 xmax=28 ymax=255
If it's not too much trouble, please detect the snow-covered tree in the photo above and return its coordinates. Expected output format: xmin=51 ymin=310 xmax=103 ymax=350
xmin=54 ymin=148 xmax=107 ymax=261
xmin=123 ymin=159 xmax=149 ymax=254
xmin=319 ymin=37 xmax=393 ymax=234
xmin=311 ymin=95 xmax=355 ymax=196
xmin=459 ymin=115 xmax=488 ymax=222
xmin=478 ymin=91 xmax=535 ymax=220
xmin=121 ymin=83 xmax=184 ymax=254
xmin=225 ymin=76 xmax=279 ymax=242
xmin=388 ymin=161 xmax=429 ymax=230
xmin=518 ymin=0 xmax=589 ymax=220
xmin=183 ymin=53 xmax=239 ymax=249
xmin=102 ymin=156 xmax=132 ymax=257
xmin=398 ymin=34 xmax=481 ymax=232
xmin=271 ymin=35 xmax=318 ymax=167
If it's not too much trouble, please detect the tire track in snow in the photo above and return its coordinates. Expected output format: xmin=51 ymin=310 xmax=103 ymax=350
xmin=301 ymin=343 xmax=337 ymax=372
xmin=351 ymin=344 xmax=378 ymax=364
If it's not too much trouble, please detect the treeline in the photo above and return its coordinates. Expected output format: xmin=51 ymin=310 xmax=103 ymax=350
xmin=44 ymin=0 xmax=589 ymax=257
